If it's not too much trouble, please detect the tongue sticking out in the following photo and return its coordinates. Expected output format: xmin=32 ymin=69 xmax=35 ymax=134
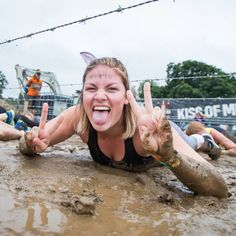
xmin=92 ymin=110 xmax=109 ymax=125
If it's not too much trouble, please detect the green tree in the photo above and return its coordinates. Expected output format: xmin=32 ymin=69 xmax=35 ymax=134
xmin=168 ymin=81 xmax=204 ymax=98
xmin=138 ymin=80 xmax=166 ymax=98
xmin=165 ymin=60 xmax=236 ymax=98
xmin=199 ymin=76 xmax=236 ymax=97
xmin=0 ymin=70 xmax=8 ymax=98
xmin=137 ymin=60 xmax=236 ymax=98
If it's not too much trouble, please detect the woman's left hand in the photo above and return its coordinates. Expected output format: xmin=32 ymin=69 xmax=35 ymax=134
xmin=127 ymin=82 xmax=173 ymax=158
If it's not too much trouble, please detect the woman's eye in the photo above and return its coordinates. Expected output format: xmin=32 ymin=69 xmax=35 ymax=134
xmin=85 ymin=87 xmax=96 ymax=92
xmin=108 ymin=87 xmax=118 ymax=92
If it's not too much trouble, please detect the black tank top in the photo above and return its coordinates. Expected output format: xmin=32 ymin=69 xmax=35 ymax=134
xmin=87 ymin=127 xmax=158 ymax=172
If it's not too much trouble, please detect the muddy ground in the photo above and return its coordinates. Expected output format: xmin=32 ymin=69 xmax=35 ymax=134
xmin=0 ymin=135 xmax=235 ymax=236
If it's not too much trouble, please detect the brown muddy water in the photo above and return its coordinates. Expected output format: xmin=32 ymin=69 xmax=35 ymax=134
xmin=0 ymin=135 xmax=235 ymax=236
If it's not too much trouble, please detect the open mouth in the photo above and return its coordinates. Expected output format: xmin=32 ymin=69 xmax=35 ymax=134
xmin=92 ymin=106 xmax=110 ymax=125
xmin=93 ymin=106 xmax=110 ymax=112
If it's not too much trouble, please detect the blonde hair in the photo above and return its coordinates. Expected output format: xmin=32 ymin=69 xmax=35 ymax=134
xmin=185 ymin=121 xmax=206 ymax=136
xmin=76 ymin=57 xmax=136 ymax=139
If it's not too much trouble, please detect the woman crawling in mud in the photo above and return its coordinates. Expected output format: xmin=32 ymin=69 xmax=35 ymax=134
xmin=19 ymin=57 xmax=229 ymax=199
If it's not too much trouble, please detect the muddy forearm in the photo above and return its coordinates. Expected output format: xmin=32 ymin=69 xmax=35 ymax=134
xmin=161 ymin=151 xmax=229 ymax=198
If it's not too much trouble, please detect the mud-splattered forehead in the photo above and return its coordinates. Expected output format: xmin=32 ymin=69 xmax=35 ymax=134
xmin=82 ymin=57 xmax=129 ymax=90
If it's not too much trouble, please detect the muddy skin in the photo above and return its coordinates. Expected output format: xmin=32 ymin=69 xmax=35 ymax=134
xmin=170 ymin=153 xmax=229 ymax=198
xmin=141 ymin=117 xmax=229 ymax=198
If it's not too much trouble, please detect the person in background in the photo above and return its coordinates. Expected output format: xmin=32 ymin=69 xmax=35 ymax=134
xmin=0 ymin=106 xmax=39 ymax=131
xmin=24 ymin=69 xmax=43 ymax=110
xmin=186 ymin=121 xmax=236 ymax=157
xmin=193 ymin=111 xmax=236 ymax=144
xmin=0 ymin=121 xmax=24 ymax=140
xmin=19 ymin=57 xmax=229 ymax=198
xmin=0 ymin=106 xmax=15 ymax=126
xmin=170 ymin=121 xmax=221 ymax=160
xmin=211 ymin=125 xmax=236 ymax=144
xmin=194 ymin=111 xmax=208 ymax=124
xmin=14 ymin=111 xmax=39 ymax=131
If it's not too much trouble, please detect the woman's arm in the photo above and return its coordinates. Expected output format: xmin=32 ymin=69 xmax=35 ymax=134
xmin=128 ymin=82 xmax=229 ymax=198
xmin=45 ymin=105 xmax=80 ymax=146
xmin=19 ymin=103 xmax=80 ymax=155
xmin=169 ymin=127 xmax=229 ymax=198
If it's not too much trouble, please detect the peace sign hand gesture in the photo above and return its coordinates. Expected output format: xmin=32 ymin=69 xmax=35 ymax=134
xmin=19 ymin=103 xmax=63 ymax=155
xmin=127 ymin=82 xmax=174 ymax=160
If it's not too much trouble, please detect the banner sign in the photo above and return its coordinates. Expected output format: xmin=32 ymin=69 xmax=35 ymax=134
xmin=138 ymin=98 xmax=236 ymax=125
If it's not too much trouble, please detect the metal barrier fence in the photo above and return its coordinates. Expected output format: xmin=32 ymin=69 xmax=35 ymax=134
xmin=25 ymin=93 xmax=75 ymax=120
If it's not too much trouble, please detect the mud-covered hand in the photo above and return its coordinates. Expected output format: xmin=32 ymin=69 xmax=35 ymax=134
xmin=127 ymin=82 xmax=174 ymax=160
xmin=19 ymin=103 xmax=63 ymax=155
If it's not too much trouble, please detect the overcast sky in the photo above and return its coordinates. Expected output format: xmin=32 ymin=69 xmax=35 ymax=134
xmin=0 ymin=0 xmax=235 ymax=98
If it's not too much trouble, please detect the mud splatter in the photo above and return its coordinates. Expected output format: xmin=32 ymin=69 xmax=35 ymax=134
xmin=0 ymin=136 xmax=235 ymax=235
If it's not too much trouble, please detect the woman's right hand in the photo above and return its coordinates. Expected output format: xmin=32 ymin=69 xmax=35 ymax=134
xmin=127 ymin=82 xmax=174 ymax=160
xmin=21 ymin=103 xmax=63 ymax=154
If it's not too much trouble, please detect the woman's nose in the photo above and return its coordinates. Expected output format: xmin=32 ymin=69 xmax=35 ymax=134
xmin=94 ymin=90 xmax=107 ymax=100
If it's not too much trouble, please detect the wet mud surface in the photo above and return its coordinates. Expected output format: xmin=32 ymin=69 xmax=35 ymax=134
xmin=0 ymin=135 xmax=236 ymax=235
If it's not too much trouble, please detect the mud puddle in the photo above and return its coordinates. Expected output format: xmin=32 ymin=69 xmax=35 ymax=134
xmin=0 ymin=135 xmax=235 ymax=235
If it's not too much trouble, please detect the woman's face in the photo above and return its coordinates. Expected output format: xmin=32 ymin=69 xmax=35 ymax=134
xmin=83 ymin=65 xmax=128 ymax=132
